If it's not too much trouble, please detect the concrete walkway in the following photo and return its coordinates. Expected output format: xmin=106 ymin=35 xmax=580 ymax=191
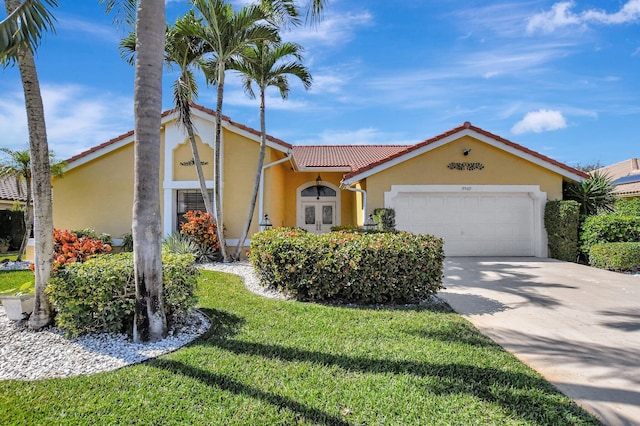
xmin=439 ymin=257 xmax=640 ymax=426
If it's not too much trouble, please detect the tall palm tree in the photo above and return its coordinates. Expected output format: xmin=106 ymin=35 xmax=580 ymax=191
xmin=131 ymin=0 xmax=168 ymax=342
xmin=179 ymin=0 xmax=279 ymax=262
xmin=2 ymin=0 xmax=57 ymax=330
xmin=120 ymin=12 xmax=213 ymax=215
xmin=0 ymin=148 xmax=64 ymax=261
xmin=230 ymin=41 xmax=311 ymax=260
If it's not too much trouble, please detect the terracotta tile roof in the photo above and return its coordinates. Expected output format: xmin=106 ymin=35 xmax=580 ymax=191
xmin=65 ymin=103 xmax=292 ymax=164
xmin=343 ymin=121 xmax=589 ymax=180
xmin=292 ymin=145 xmax=410 ymax=170
xmin=0 ymin=176 xmax=27 ymax=202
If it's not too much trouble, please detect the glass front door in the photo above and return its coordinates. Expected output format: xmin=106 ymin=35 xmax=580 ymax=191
xmin=300 ymin=201 xmax=336 ymax=234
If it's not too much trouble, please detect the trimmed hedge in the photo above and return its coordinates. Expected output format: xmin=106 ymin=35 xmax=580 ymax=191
xmin=589 ymin=242 xmax=640 ymax=271
xmin=581 ymin=215 xmax=640 ymax=254
xmin=544 ymin=200 xmax=580 ymax=262
xmin=0 ymin=210 xmax=25 ymax=250
xmin=47 ymin=252 xmax=198 ymax=337
xmin=613 ymin=198 xmax=640 ymax=217
xmin=249 ymin=228 xmax=444 ymax=304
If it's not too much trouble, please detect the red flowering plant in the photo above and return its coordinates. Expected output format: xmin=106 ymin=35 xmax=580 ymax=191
xmin=52 ymin=229 xmax=112 ymax=272
xmin=179 ymin=211 xmax=220 ymax=260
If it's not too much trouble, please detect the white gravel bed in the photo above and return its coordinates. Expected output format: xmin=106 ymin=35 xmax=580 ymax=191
xmin=199 ymin=260 xmax=292 ymax=300
xmin=0 ymin=310 xmax=210 ymax=381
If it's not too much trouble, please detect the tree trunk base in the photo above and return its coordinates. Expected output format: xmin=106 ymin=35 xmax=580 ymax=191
xmin=28 ymin=310 xmax=52 ymax=330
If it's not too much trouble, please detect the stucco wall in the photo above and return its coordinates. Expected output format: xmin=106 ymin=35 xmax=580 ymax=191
xmin=53 ymin=143 xmax=136 ymax=238
xmin=366 ymin=135 xmax=564 ymax=212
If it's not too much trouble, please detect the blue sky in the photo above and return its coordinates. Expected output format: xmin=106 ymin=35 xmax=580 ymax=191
xmin=1 ymin=0 xmax=639 ymax=168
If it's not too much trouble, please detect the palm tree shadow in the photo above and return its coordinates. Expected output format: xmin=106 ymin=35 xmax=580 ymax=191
xmin=150 ymin=359 xmax=350 ymax=425
xmin=179 ymin=308 xmax=596 ymax=424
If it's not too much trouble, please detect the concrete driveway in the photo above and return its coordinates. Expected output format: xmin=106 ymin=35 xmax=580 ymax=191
xmin=439 ymin=257 xmax=640 ymax=426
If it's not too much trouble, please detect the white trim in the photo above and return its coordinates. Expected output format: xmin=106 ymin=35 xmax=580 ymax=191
xmin=343 ymin=128 xmax=585 ymax=185
xmin=259 ymin=153 xmax=293 ymax=222
xmin=163 ymin=180 xmax=214 ymax=189
xmin=384 ymin=184 xmax=547 ymax=257
xmin=343 ymin=185 xmax=367 ymax=225
xmin=296 ymin=181 xmax=341 ymax=232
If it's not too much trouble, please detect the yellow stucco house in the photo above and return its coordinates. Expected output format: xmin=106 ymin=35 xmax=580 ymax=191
xmin=51 ymin=104 xmax=587 ymax=257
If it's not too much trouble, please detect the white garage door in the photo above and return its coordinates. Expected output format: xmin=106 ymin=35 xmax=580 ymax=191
xmin=391 ymin=191 xmax=536 ymax=256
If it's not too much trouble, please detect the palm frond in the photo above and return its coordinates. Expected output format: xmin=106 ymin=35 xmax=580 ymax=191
xmin=0 ymin=0 xmax=58 ymax=58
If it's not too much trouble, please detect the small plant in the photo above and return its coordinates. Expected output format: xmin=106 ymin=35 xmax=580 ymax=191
xmin=121 ymin=232 xmax=133 ymax=252
xmin=565 ymin=171 xmax=616 ymax=217
xmin=14 ymin=281 xmax=34 ymax=296
xmin=72 ymin=228 xmax=113 ymax=246
xmin=373 ymin=208 xmax=396 ymax=231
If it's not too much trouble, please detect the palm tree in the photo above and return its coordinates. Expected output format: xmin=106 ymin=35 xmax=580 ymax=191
xmin=0 ymin=148 xmax=64 ymax=261
xmin=2 ymin=0 xmax=57 ymax=330
xmin=179 ymin=0 xmax=279 ymax=262
xmin=120 ymin=12 xmax=213 ymax=215
xmin=131 ymin=0 xmax=168 ymax=342
xmin=230 ymin=41 xmax=311 ymax=260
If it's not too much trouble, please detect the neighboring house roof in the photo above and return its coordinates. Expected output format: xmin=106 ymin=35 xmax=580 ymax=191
xmin=0 ymin=176 xmax=27 ymax=202
xmin=595 ymin=158 xmax=640 ymax=197
xmin=292 ymin=145 xmax=409 ymax=171
xmin=341 ymin=121 xmax=589 ymax=185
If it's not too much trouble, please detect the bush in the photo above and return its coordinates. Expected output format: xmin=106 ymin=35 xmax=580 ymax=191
xmin=72 ymin=228 xmax=113 ymax=246
xmin=180 ymin=211 xmax=220 ymax=259
xmin=121 ymin=232 xmax=133 ymax=252
xmin=53 ymin=229 xmax=112 ymax=271
xmin=250 ymin=228 xmax=444 ymax=304
xmin=544 ymin=200 xmax=580 ymax=261
xmin=581 ymin=215 xmax=640 ymax=254
xmin=373 ymin=208 xmax=396 ymax=231
xmin=163 ymin=232 xmax=216 ymax=263
xmin=613 ymin=198 xmax=640 ymax=217
xmin=589 ymin=242 xmax=640 ymax=271
xmin=47 ymin=252 xmax=198 ymax=337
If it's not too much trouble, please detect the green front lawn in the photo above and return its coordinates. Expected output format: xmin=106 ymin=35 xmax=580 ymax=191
xmin=0 ymin=270 xmax=34 ymax=296
xmin=0 ymin=270 xmax=599 ymax=425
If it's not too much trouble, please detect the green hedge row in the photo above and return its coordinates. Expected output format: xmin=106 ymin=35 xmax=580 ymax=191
xmin=249 ymin=228 xmax=444 ymax=304
xmin=581 ymin=215 xmax=640 ymax=254
xmin=589 ymin=242 xmax=640 ymax=271
xmin=0 ymin=210 xmax=25 ymax=250
xmin=544 ymin=200 xmax=580 ymax=262
xmin=47 ymin=252 xmax=198 ymax=337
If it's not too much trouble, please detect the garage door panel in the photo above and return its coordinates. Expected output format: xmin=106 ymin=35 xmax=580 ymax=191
xmin=391 ymin=191 xmax=535 ymax=256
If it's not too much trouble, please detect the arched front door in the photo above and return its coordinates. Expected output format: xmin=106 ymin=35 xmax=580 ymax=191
xmin=296 ymin=182 xmax=340 ymax=234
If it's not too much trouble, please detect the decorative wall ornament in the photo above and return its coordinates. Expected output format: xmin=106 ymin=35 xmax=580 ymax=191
xmin=447 ymin=162 xmax=485 ymax=171
xmin=180 ymin=158 xmax=209 ymax=166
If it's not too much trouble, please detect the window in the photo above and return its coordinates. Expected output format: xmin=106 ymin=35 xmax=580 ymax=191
xmin=176 ymin=189 xmax=213 ymax=230
xmin=301 ymin=185 xmax=336 ymax=198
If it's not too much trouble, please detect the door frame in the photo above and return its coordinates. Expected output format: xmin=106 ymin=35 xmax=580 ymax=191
xmin=296 ymin=180 xmax=341 ymax=233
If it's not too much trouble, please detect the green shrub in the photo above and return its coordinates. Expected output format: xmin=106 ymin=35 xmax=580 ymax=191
xmin=581 ymin=215 xmax=640 ymax=254
xmin=589 ymin=242 xmax=640 ymax=271
xmin=544 ymin=200 xmax=580 ymax=261
xmin=121 ymin=232 xmax=133 ymax=252
xmin=180 ymin=210 xmax=220 ymax=260
xmin=373 ymin=208 xmax=396 ymax=231
xmin=613 ymin=198 xmax=640 ymax=217
xmin=47 ymin=252 xmax=198 ymax=337
xmin=250 ymin=228 xmax=444 ymax=304
xmin=163 ymin=232 xmax=216 ymax=263
xmin=71 ymin=228 xmax=113 ymax=246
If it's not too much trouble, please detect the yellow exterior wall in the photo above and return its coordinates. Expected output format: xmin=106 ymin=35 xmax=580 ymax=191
xmin=172 ymin=136 xmax=214 ymax=181
xmin=53 ymin=143 xmax=136 ymax=238
xmin=366 ymin=135 xmax=564 ymax=211
xmin=279 ymin=170 xmax=355 ymax=228
xmin=263 ymin=150 xmax=289 ymax=228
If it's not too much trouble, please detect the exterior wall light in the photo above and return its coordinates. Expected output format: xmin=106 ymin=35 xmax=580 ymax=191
xmin=259 ymin=214 xmax=272 ymax=231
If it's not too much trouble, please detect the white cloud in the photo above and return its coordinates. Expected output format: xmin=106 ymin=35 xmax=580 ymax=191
xmin=0 ymin=83 xmax=133 ymax=160
xmin=527 ymin=0 xmax=640 ymax=34
xmin=282 ymin=11 xmax=373 ymax=46
xmin=511 ymin=109 xmax=567 ymax=134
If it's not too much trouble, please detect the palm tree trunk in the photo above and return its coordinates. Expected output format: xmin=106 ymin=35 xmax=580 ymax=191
xmin=132 ymin=0 xmax=167 ymax=342
xmin=16 ymin=179 xmax=32 ymax=261
xmin=5 ymin=0 xmax=54 ymax=330
xmin=214 ymin=63 xmax=230 ymax=262
xmin=233 ymin=89 xmax=267 ymax=260
xmin=186 ymin=123 xmax=213 ymax=215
